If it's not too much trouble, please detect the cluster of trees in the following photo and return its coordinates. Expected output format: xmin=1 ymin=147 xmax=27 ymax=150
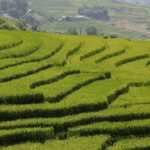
xmin=0 ymin=0 xmax=41 ymax=29
xmin=67 ymin=26 xmax=118 ymax=38
xmin=67 ymin=26 xmax=98 ymax=35
xmin=79 ymin=6 xmax=109 ymax=21
xmin=0 ymin=17 xmax=5 ymax=25
xmin=0 ymin=0 xmax=29 ymax=19
xmin=0 ymin=16 xmax=27 ymax=30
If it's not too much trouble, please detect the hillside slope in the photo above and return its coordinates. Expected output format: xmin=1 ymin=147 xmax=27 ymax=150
xmin=0 ymin=30 xmax=150 ymax=149
xmin=29 ymin=0 xmax=150 ymax=39
xmin=113 ymin=0 xmax=150 ymax=5
xmin=0 ymin=16 xmax=28 ymax=30
xmin=29 ymin=0 xmax=150 ymax=17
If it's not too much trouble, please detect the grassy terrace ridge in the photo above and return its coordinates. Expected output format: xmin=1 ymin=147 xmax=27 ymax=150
xmin=0 ymin=135 xmax=111 ymax=150
xmin=67 ymin=118 xmax=150 ymax=137
xmin=0 ymin=127 xmax=54 ymax=145
xmin=108 ymin=136 xmax=150 ymax=150
xmin=0 ymin=31 xmax=23 ymax=51
xmin=0 ymin=31 xmax=42 ymax=60
xmin=0 ymin=30 xmax=149 ymax=149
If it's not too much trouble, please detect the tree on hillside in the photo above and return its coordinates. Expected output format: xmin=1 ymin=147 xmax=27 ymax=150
xmin=14 ymin=0 xmax=28 ymax=15
xmin=0 ymin=0 xmax=9 ymax=11
xmin=0 ymin=17 xmax=5 ymax=25
xmin=8 ymin=8 xmax=21 ymax=18
xmin=23 ymin=14 xmax=39 ymax=27
xmin=32 ymin=25 xmax=38 ymax=31
xmin=16 ymin=21 xmax=27 ymax=30
xmin=0 ymin=0 xmax=29 ymax=19
xmin=86 ymin=26 xmax=98 ymax=35
xmin=67 ymin=28 xmax=78 ymax=35
xmin=79 ymin=6 xmax=109 ymax=21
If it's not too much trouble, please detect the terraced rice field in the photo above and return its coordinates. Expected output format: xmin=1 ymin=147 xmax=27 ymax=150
xmin=0 ymin=30 xmax=150 ymax=150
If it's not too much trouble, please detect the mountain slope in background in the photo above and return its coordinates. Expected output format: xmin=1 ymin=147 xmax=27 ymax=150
xmin=28 ymin=0 xmax=150 ymax=39
xmin=113 ymin=0 xmax=150 ymax=5
xmin=0 ymin=0 xmax=150 ymax=39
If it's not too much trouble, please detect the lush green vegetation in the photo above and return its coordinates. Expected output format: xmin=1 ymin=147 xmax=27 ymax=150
xmin=0 ymin=135 xmax=111 ymax=150
xmin=0 ymin=16 xmax=28 ymax=30
xmin=0 ymin=30 xmax=149 ymax=149
xmin=108 ymin=137 xmax=150 ymax=150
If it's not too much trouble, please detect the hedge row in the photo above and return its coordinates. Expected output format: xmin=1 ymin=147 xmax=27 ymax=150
xmin=0 ymin=93 xmax=44 ymax=105
xmin=30 ymin=70 xmax=81 ymax=89
xmin=95 ymin=49 xmax=126 ymax=63
xmin=0 ymin=101 xmax=108 ymax=122
xmin=0 ymin=43 xmax=63 ymax=70
xmin=108 ymin=137 xmax=150 ymax=150
xmin=47 ymin=72 xmax=111 ymax=103
xmin=115 ymin=54 xmax=149 ymax=66
xmin=0 ymin=127 xmax=54 ymax=146
xmin=146 ymin=60 xmax=150 ymax=66
xmin=0 ymin=135 xmax=112 ymax=150
xmin=66 ymin=43 xmax=82 ymax=59
xmin=1 ymin=43 xmax=41 ymax=60
xmin=1 ymin=104 xmax=150 ymax=130
xmin=107 ymin=80 xmax=150 ymax=105
xmin=0 ymin=64 xmax=54 ymax=83
xmin=0 ymin=79 xmax=149 ymax=121
xmin=0 ymin=39 xmax=23 ymax=51
xmin=80 ymin=45 xmax=106 ymax=61
xmin=67 ymin=119 xmax=150 ymax=137
xmin=31 ymin=43 xmax=64 ymax=62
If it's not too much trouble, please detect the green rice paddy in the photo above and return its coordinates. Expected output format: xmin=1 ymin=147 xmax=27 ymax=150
xmin=0 ymin=30 xmax=149 ymax=149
